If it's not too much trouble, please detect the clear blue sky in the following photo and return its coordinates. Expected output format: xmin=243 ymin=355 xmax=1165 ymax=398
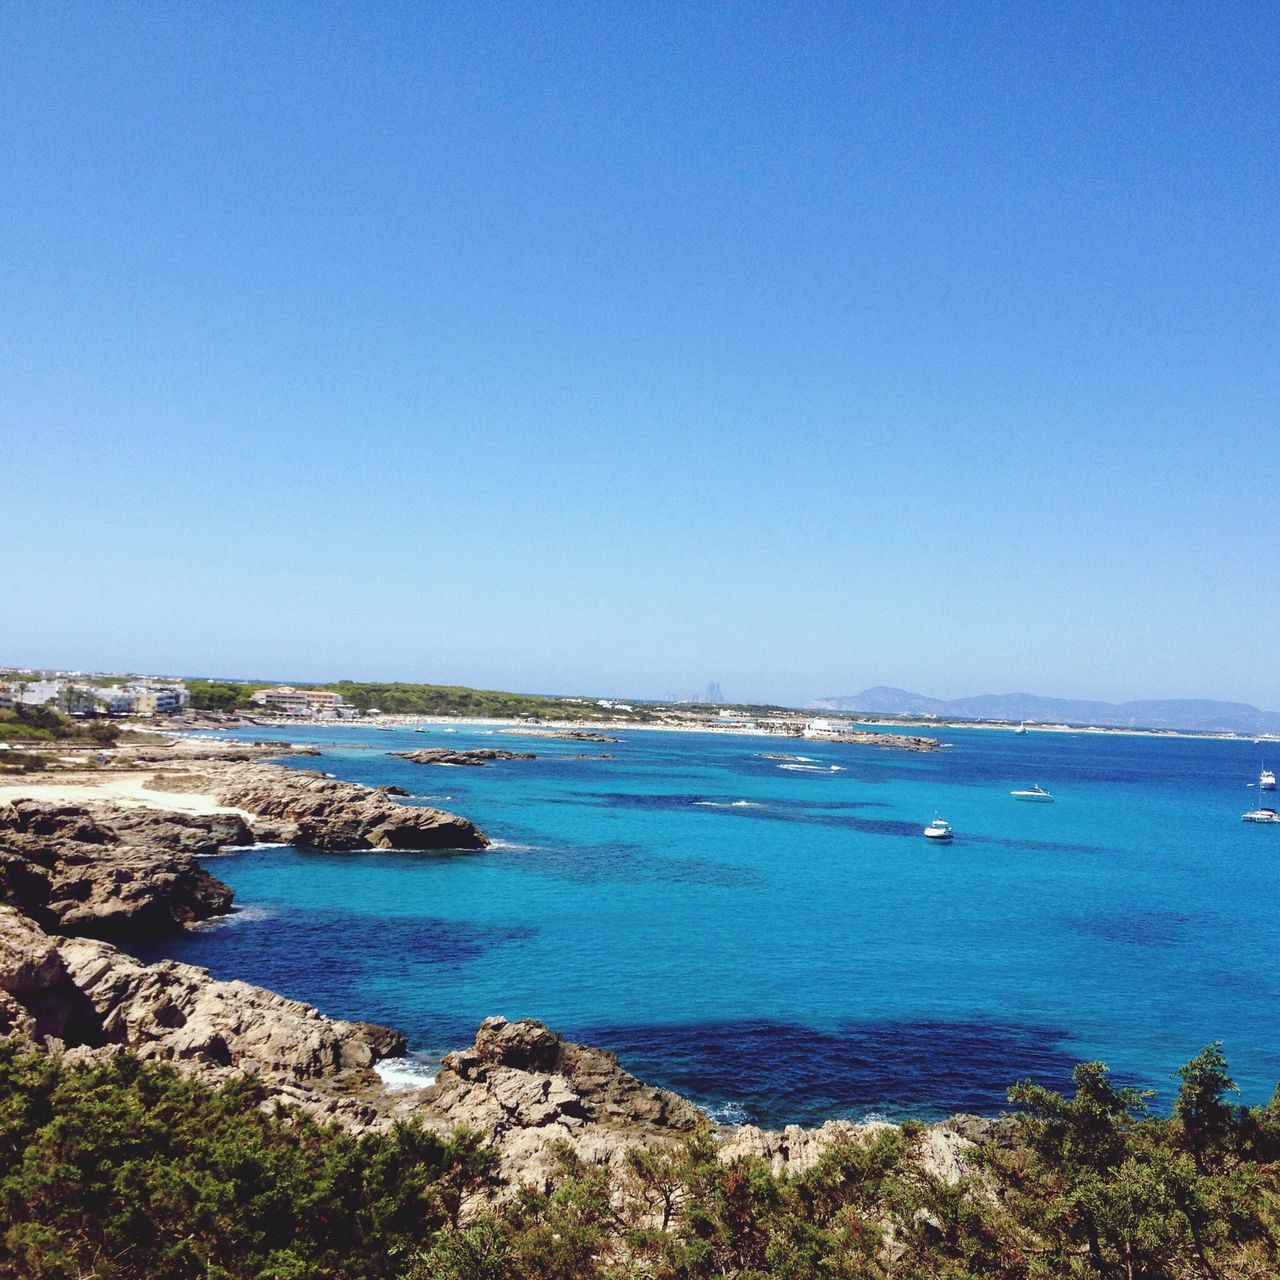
xmin=2 ymin=2 xmax=1276 ymax=708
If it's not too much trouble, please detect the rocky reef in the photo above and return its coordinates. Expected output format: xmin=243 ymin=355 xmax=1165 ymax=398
xmin=392 ymin=748 xmax=536 ymax=767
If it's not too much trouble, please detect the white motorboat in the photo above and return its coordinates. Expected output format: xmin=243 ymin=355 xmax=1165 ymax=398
xmin=1010 ymin=785 xmax=1054 ymax=802
xmin=923 ymin=816 xmax=954 ymax=840
xmin=1260 ymin=768 xmax=1276 ymax=791
xmin=1242 ymin=807 xmax=1280 ymax=824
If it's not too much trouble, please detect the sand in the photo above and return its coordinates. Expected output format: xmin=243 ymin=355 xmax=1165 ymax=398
xmin=0 ymin=773 xmax=249 ymax=817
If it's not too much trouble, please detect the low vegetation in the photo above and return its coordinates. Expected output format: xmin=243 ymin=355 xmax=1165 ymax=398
xmin=0 ymin=705 xmax=119 ymax=746
xmin=323 ymin=681 xmax=652 ymax=722
xmin=2 ymin=1040 xmax=1278 ymax=1278
xmin=183 ymin=679 xmax=267 ymax=712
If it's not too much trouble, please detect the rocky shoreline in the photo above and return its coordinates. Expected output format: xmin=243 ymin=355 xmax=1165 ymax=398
xmin=0 ymin=737 xmax=989 ymax=1195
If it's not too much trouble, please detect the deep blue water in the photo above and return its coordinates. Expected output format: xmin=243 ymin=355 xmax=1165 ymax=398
xmin=131 ymin=724 xmax=1280 ymax=1126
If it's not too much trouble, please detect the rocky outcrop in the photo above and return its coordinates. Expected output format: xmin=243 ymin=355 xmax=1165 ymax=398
xmin=0 ymin=907 xmax=101 ymax=1044
xmin=57 ymin=936 xmax=405 ymax=1080
xmin=819 ymin=732 xmax=941 ymax=752
xmin=160 ymin=763 xmax=489 ymax=850
xmin=721 ymin=1117 xmax=981 ymax=1183
xmin=0 ymin=801 xmax=238 ymax=937
xmin=499 ymin=729 xmax=621 ymax=742
xmin=0 ymin=904 xmax=405 ymax=1124
xmin=409 ymin=1017 xmax=704 ymax=1186
xmin=392 ymin=749 xmax=536 ymax=767
xmin=113 ymin=738 xmax=315 ymax=764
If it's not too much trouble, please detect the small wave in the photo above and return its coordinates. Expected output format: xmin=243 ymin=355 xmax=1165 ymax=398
xmin=706 ymin=1100 xmax=749 ymax=1125
xmin=376 ymin=1056 xmax=438 ymax=1092
xmin=192 ymin=905 xmax=275 ymax=930
xmin=209 ymin=841 xmax=293 ymax=856
xmin=486 ymin=839 xmax=542 ymax=852
xmin=693 ymin=800 xmax=765 ymax=809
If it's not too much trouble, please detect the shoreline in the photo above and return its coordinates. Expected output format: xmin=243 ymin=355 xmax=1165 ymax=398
xmin=164 ymin=711 xmax=1274 ymax=746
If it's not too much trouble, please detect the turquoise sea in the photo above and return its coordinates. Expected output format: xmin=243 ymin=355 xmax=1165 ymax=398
xmin=134 ymin=724 xmax=1280 ymax=1126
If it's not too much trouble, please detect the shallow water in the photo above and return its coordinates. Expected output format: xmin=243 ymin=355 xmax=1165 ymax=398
xmin=132 ymin=724 xmax=1280 ymax=1125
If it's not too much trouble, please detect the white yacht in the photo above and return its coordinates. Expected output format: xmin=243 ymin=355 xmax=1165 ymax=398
xmin=1260 ymin=768 xmax=1276 ymax=791
xmin=1242 ymin=807 xmax=1280 ymax=824
xmin=923 ymin=816 xmax=954 ymax=840
xmin=1010 ymin=785 xmax=1054 ymax=802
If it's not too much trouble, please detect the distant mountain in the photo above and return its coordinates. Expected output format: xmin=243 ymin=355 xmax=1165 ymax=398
xmin=808 ymin=686 xmax=1280 ymax=735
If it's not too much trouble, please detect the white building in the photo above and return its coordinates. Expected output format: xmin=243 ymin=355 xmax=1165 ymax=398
xmin=251 ymin=686 xmax=348 ymax=717
xmin=93 ymin=686 xmax=137 ymax=715
xmin=803 ymin=717 xmax=852 ymax=738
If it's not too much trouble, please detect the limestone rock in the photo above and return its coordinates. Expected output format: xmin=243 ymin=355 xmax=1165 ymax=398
xmin=56 ymin=936 xmax=406 ymax=1080
xmin=161 ymin=764 xmax=489 ymax=850
xmin=0 ymin=906 xmax=100 ymax=1044
xmin=0 ymin=802 xmax=236 ymax=937
xmin=392 ymin=749 xmax=536 ymax=767
xmin=414 ymin=1017 xmax=705 ymax=1187
xmin=719 ymin=1116 xmax=979 ymax=1184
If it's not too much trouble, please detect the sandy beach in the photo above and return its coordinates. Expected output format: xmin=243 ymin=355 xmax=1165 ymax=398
xmin=0 ymin=773 xmax=252 ymax=817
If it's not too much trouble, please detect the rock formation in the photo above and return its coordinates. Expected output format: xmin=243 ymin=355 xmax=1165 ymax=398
xmin=0 ymin=904 xmax=404 ymax=1126
xmin=410 ymin=1017 xmax=705 ymax=1186
xmin=158 ymin=763 xmax=489 ymax=850
xmin=0 ymin=801 xmax=238 ymax=937
xmin=392 ymin=748 xmax=536 ymax=767
xmin=720 ymin=1117 xmax=981 ymax=1183
xmin=499 ymin=729 xmax=621 ymax=742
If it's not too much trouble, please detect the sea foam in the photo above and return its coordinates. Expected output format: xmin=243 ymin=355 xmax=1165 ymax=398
xmin=375 ymin=1056 xmax=439 ymax=1091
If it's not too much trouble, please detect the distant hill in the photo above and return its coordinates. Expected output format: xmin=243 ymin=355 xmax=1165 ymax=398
xmin=809 ymin=686 xmax=1280 ymax=735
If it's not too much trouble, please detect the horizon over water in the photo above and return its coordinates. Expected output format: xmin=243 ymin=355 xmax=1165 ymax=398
xmin=133 ymin=724 xmax=1280 ymax=1127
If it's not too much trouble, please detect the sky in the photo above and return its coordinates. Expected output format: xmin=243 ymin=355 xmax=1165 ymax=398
xmin=2 ymin=2 xmax=1276 ymax=709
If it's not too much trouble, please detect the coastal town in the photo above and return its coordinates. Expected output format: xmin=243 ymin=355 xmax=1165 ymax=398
xmin=0 ymin=666 xmax=942 ymax=747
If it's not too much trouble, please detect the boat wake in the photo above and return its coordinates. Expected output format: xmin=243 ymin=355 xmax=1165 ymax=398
xmin=778 ymin=763 xmax=845 ymax=773
xmin=693 ymin=800 xmax=765 ymax=809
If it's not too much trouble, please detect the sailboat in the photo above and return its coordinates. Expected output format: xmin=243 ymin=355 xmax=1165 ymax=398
xmin=1014 ymin=722 xmax=1027 ymax=735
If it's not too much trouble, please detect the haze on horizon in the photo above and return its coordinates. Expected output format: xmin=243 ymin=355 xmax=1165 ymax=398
xmin=2 ymin=4 xmax=1276 ymax=711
